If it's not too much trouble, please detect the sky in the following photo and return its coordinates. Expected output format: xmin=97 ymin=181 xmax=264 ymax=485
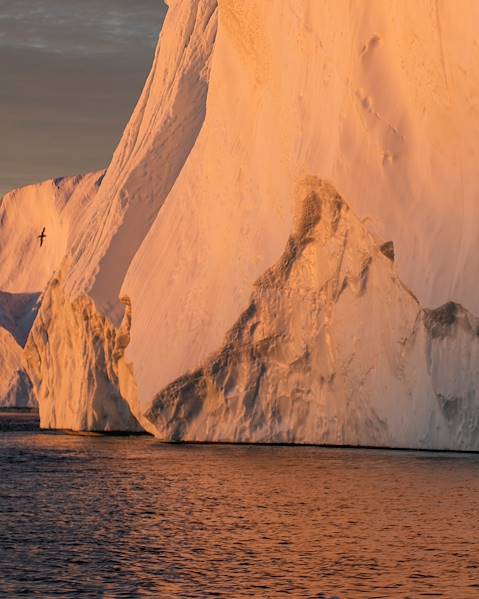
xmin=0 ymin=0 xmax=167 ymax=197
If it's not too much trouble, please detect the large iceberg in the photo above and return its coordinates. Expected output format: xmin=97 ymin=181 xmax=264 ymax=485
xmin=1 ymin=0 xmax=479 ymax=449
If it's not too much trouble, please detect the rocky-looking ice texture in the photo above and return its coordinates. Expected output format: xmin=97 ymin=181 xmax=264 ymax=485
xmin=1 ymin=1 xmax=479 ymax=448
xmin=145 ymin=180 xmax=479 ymax=450
xmin=123 ymin=0 xmax=479 ymax=416
xmin=24 ymin=283 xmax=141 ymax=431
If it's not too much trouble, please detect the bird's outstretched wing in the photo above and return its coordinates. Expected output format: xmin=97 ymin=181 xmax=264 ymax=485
xmin=38 ymin=227 xmax=46 ymax=247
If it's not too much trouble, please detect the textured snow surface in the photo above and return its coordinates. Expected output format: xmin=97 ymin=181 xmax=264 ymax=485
xmin=63 ymin=0 xmax=218 ymax=324
xmin=1 ymin=0 xmax=479 ymax=448
xmin=124 ymin=0 xmax=479 ymax=413
xmin=145 ymin=181 xmax=479 ymax=450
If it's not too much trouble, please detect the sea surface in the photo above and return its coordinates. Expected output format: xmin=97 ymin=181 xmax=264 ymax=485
xmin=1 ymin=413 xmax=479 ymax=598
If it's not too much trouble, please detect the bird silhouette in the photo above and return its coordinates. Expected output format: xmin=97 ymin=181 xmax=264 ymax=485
xmin=38 ymin=227 xmax=46 ymax=247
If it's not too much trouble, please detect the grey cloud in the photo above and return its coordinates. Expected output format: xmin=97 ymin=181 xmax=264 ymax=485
xmin=0 ymin=0 xmax=167 ymax=55
xmin=0 ymin=1 xmax=167 ymax=196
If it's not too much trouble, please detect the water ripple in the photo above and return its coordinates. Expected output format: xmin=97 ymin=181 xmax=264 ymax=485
xmin=1 ymin=425 xmax=479 ymax=597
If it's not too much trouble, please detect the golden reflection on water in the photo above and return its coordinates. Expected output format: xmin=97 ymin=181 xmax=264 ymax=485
xmin=1 ymin=428 xmax=479 ymax=597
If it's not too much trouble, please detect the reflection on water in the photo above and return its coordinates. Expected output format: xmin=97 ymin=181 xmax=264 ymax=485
xmin=1 ymin=423 xmax=479 ymax=597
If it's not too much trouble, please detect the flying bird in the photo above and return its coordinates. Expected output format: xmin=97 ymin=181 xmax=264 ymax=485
xmin=38 ymin=227 xmax=46 ymax=247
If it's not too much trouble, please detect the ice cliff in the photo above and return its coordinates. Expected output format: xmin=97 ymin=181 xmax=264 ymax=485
xmin=1 ymin=0 xmax=479 ymax=449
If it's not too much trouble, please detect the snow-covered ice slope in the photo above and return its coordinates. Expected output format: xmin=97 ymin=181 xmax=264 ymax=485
xmin=145 ymin=180 xmax=479 ymax=450
xmin=0 ymin=174 xmax=103 ymax=294
xmin=62 ymin=0 xmax=218 ymax=325
xmin=0 ymin=173 xmax=103 ymax=407
xmin=123 ymin=0 xmax=479 ymax=425
xmin=22 ymin=0 xmax=218 ymax=429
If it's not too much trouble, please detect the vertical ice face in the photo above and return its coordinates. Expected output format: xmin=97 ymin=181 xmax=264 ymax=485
xmin=24 ymin=286 xmax=143 ymax=431
xmin=21 ymin=0 xmax=219 ymax=429
xmin=123 ymin=0 xmax=479 ymax=417
xmin=62 ymin=0 xmax=219 ymax=325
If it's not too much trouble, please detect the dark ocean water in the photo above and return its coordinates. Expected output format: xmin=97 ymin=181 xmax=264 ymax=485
xmin=1 ymin=413 xmax=479 ymax=598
